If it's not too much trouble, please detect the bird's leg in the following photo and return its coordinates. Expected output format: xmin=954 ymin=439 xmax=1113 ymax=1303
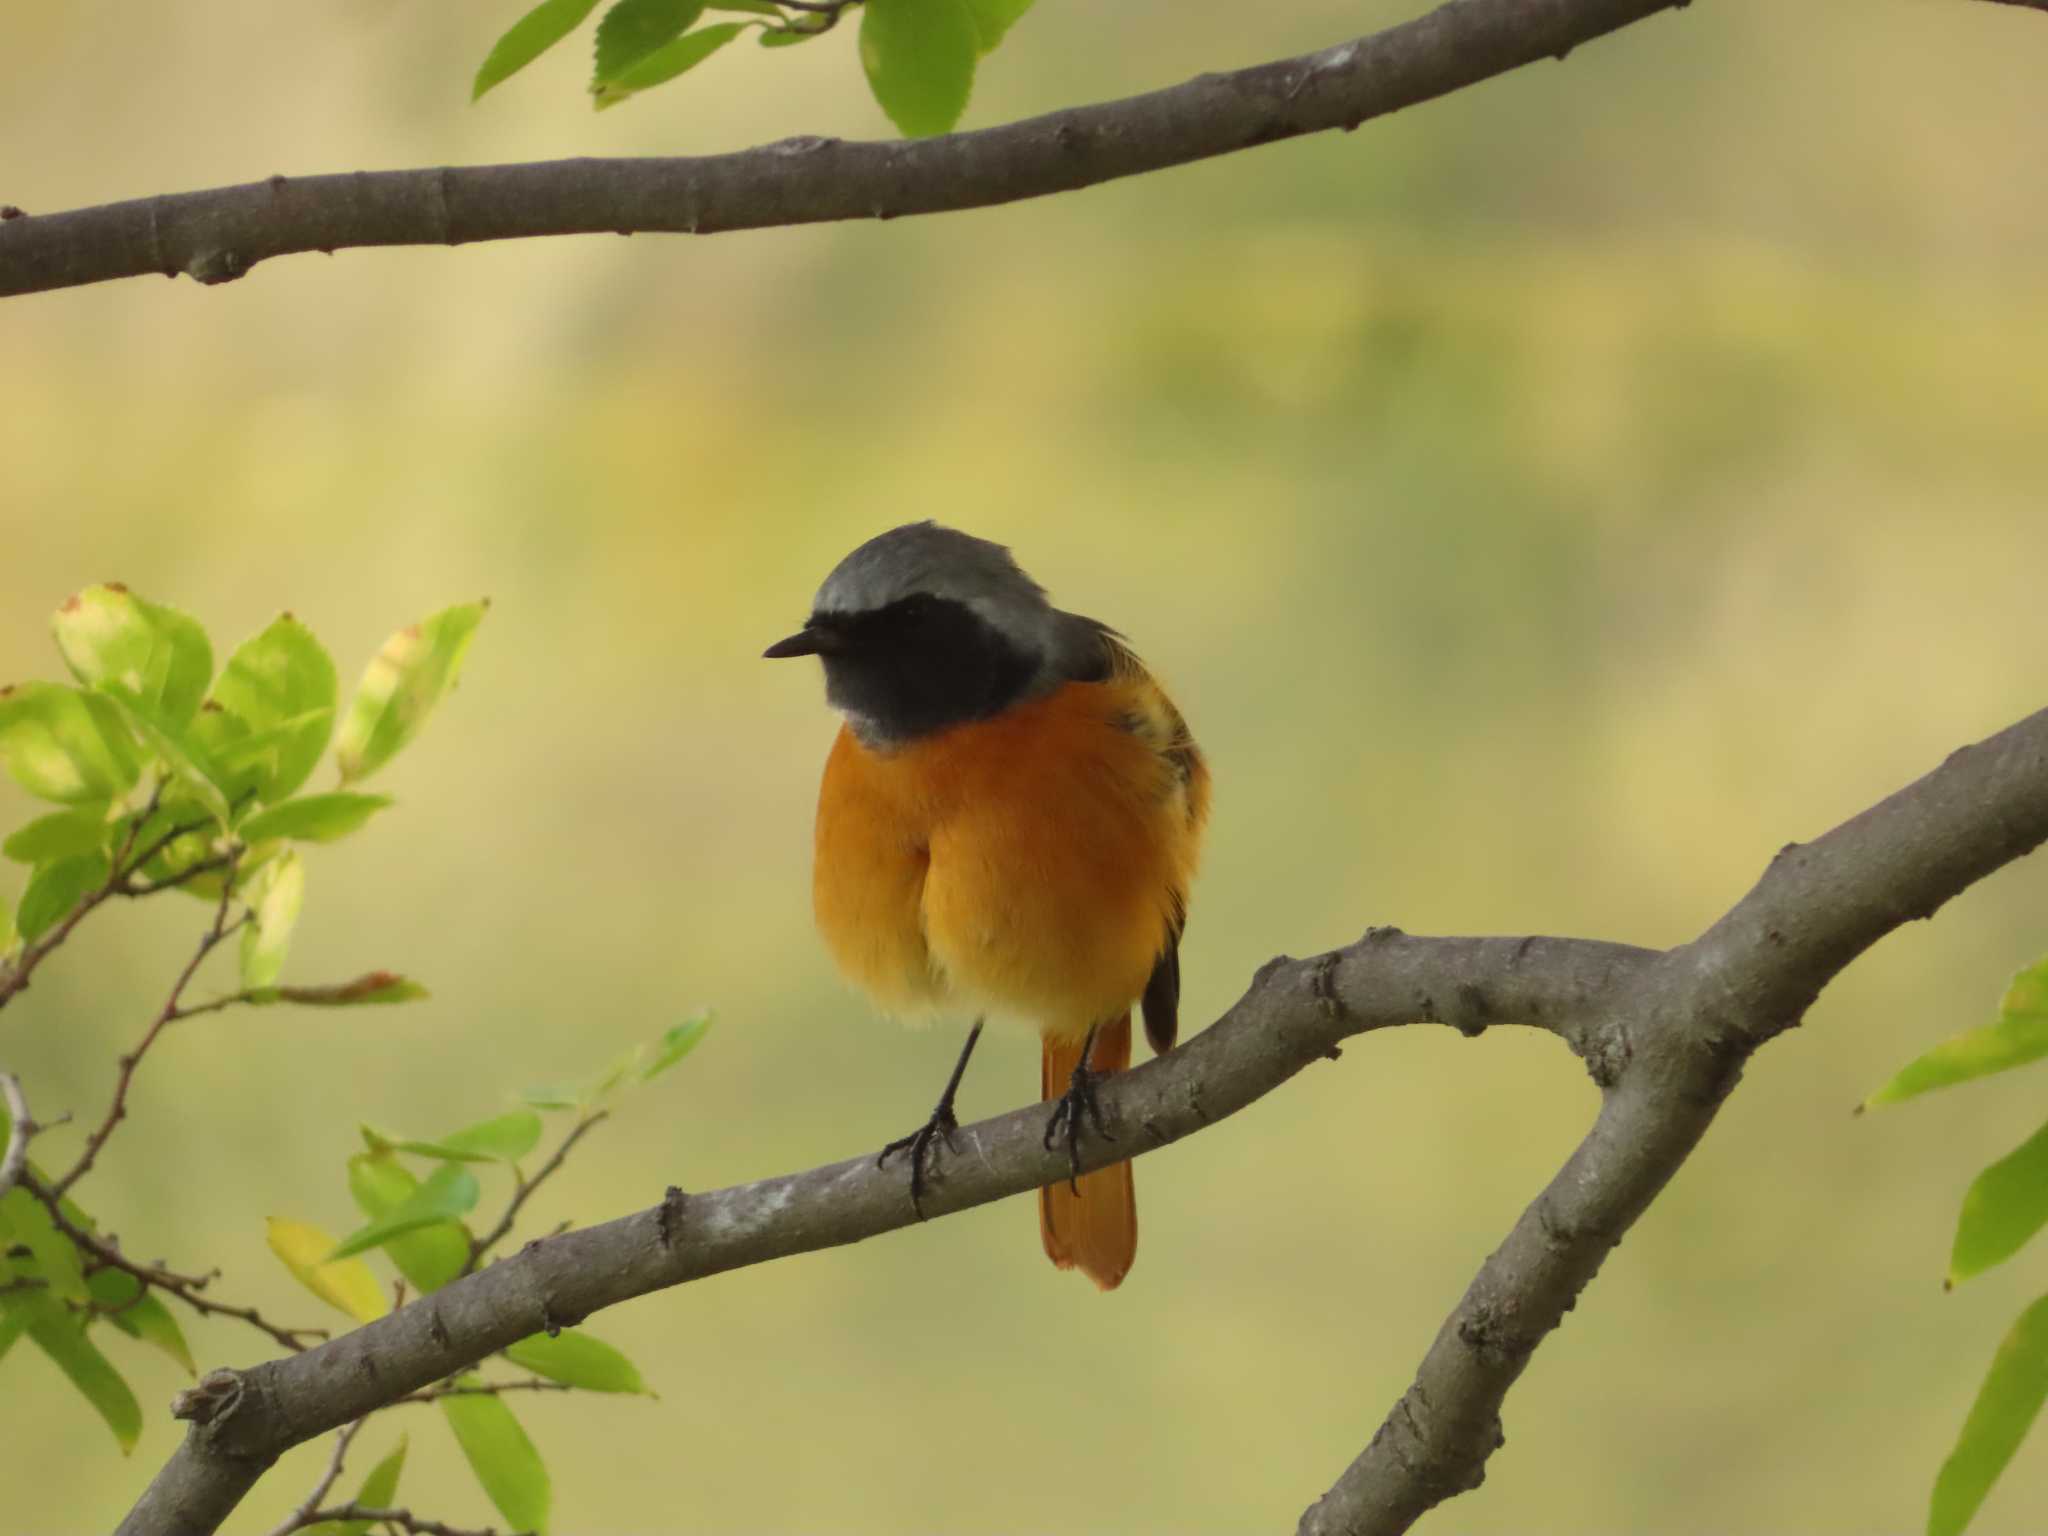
xmin=1043 ymin=1020 xmax=1115 ymax=1193
xmin=878 ymin=1018 xmax=984 ymax=1218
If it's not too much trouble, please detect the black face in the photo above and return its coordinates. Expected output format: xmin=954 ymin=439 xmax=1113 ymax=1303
xmin=805 ymin=594 xmax=1038 ymax=743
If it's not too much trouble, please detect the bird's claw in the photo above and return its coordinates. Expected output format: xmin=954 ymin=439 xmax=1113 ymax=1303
xmin=878 ymin=1103 xmax=963 ymax=1217
xmin=1043 ymin=1059 xmax=1114 ymax=1194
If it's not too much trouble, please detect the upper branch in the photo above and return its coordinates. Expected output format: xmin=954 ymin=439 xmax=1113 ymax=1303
xmin=0 ymin=0 xmax=1690 ymax=298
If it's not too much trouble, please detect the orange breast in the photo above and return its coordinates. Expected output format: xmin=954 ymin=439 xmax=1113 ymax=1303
xmin=812 ymin=678 xmax=1205 ymax=1040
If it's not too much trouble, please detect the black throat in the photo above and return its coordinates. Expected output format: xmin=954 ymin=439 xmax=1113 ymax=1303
xmin=816 ymin=594 xmax=1040 ymax=744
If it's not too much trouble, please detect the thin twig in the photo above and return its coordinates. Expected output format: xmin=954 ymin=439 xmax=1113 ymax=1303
xmin=387 ymin=1376 xmax=576 ymax=1408
xmin=0 ymin=786 xmax=218 ymax=1015
xmin=19 ymin=1171 xmax=327 ymax=1352
xmin=461 ymin=1112 xmax=609 ymax=1276
xmin=51 ymin=858 xmax=244 ymax=1198
xmin=262 ymin=1420 xmax=363 ymax=1536
xmin=291 ymin=1506 xmax=493 ymax=1536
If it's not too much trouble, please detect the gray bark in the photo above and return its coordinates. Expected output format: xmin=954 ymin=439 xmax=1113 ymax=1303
xmin=117 ymin=706 xmax=2048 ymax=1535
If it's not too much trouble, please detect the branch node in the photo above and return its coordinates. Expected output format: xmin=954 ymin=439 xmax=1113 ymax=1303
xmin=0 ymin=204 xmax=25 ymax=220
xmin=657 ymin=1185 xmax=689 ymax=1250
xmin=185 ymin=248 xmax=248 ymax=285
xmin=173 ymin=1369 xmax=245 ymax=1425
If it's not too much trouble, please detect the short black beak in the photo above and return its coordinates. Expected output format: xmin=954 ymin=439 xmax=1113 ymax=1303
xmin=763 ymin=626 xmax=828 ymax=659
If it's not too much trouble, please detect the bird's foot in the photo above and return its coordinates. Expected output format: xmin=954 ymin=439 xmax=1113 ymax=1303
xmin=1043 ymin=1056 xmax=1115 ymax=1194
xmin=877 ymin=1101 xmax=963 ymax=1219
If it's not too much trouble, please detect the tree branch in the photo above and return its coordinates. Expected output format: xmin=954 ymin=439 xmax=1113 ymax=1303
xmin=0 ymin=0 xmax=1702 ymax=298
xmin=109 ymin=703 xmax=2048 ymax=1536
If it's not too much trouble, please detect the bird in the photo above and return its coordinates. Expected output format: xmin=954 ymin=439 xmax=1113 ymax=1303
xmin=765 ymin=522 xmax=1209 ymax=1290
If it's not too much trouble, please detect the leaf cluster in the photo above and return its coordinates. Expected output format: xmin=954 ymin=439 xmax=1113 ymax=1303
xmin=471 ymin=0 xmax=1036 ymax=133
xmin=1865 ymin=957 xmax=2048 ymax=1536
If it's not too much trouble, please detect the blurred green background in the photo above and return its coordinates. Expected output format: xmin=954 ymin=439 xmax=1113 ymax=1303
xmin=5 ymin=0 xmax=2048 ymax=1529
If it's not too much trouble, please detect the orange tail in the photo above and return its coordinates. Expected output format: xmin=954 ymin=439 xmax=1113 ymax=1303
xmin=1039 ymin=1013 xmax=1136 ymax=1291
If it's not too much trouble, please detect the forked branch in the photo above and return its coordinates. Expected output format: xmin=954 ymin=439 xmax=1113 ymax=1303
xmin=115 ymin=705 xmax=2048 ymax=1535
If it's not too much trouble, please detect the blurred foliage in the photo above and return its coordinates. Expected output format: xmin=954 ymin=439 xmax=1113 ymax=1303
xmin=4 ymin=0 xmax=2048 ymax=1531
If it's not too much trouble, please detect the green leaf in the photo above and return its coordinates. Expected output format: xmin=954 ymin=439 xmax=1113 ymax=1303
xmin=0 ymin=1290 xmax=142 ymax=1453
xmin=475 ymin=0 xmax=604 ymax=98
xmin=593 ymin=22 xmax=745 ymax=106
xmin=16 ymin=853 xmax=110 ymax=944
xmin=0 ymin=893 xmax=15 ymax=956
xmin=0 ymin=1185 xmax=89 ymax=1302
xmin=4 ymin=806 xmax=111 ymax=865
xmin=504 ymin=1329 xmax=651 ymax=1394
xmin=961 ymin=0 xmax=1031 ymax=52
xmin=0 ymin=683 xmax=143 ymax=805
xmin=239 ymin=793 xmax=392 ymax=845
xmin=107 ymin=699 xmax=234 ymax=828
xmin=329 ymin=1163 xmax=482 ymax=1261
xmin=1866 ymin=959 xmax=2048 ymax=1110
xmin=305 ymin=1433 xmax=409 ymax=1536
xmin=592 ymin=0 xmax=706 ymax=85
xmin=86 ymin=1268 xmax=196 ymax=1374
xmin=1931 ymin=1292 xmax=2048 ymax=1536
xmin=519 ymin=1082 xmax=584 ymax=1111
xmin=859 ymin=0 xmax=978 ymax=137
xmin=250 ymin=971 xmax=429 ymax=1008
xmin=371 ymin=1110 xmax=544 ymax=1165
xmin=207 ymin=615 xmax=340 ymax=803
xmin=641 ymin=1013 xmax=713 ymax=1081
xmin=441 ymin=1376 xmax=551 ymax=1533
xmin=348 ymin=1155 xmax=470 ymax=1294
xmin=53 ymin=585 xmax=213 ymax=736
xmin=266 ymin=1217 xmax=391 ymax=1323
xmin=1952 ymin=1119 xmax=2048 ymax=1284
xmin=336 ymin=601 xmax=488 ymax=785
xmin=239 ymin=849 xmax=306 ymax=990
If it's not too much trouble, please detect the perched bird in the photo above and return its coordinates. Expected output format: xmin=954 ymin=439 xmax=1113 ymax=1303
xmin=766 ymin=522 xmax=1209 ymax=1290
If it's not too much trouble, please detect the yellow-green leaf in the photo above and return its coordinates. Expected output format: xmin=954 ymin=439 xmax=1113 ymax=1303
xmin=1866 ymin=959 xmax=2048 ymax=1110
xmin=53 ymin=585 xmax=213 ymax=736
xmin=592 ymin=0 xmax=706 ymax=86
xmin=475 ymin=0 xmax=603 ymax=98
xmin=0 ymin=1184 xmax=89 ymax=1302
xmin=961 ymin=0 xmax=1031 ymax=52
xmin=329 ymin=1164 xmax=481 ymax=1261
xmin=0 ymin=1290 xmax=142 ymax=1453
xmin=87 ymin=1268 xmax=197 ymax=1374
xmin=240 ymin=793 xmax=392 ymax=845
xmin=504 ymin=1329 xmax=651 ymax=1394
xmin=1931 ymin=1293 xmax=2048 ymax=1536
xmin=266 ymin=1217 xmax=391 ymax=1323
xmin=207 ymin=615 xmax=340 ymax=803
xmin=347 ymin=1154 xmax=471 ymax=1294
xmin=1951 ymin=1118 xmax=2048 ymax=1284
xmin=3 ymin=805 xmax=111 ymax=865
xmin=336 ymin=602 xmax=488 ymax=785
xmin=859 ymin=0 xmax=978 ymax=138
xmin=240 ymin=849 xmax=306 ymax=990
xmin=641 ymin=1012 xmax=713 ymax=1081
xmin=0 ymin=683 xmax=142 ymax=805
xmin=591 ymin=21 xmax=743 ymax=106
xmin=16 ymin=853 xmax=110 ymax=944
xmin=442 ymin=1376 xmax=551 ymax=1533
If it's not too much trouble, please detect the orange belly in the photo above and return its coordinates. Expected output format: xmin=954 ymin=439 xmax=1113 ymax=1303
xmin=812 ymin=679 xmax=1202 ymax=1041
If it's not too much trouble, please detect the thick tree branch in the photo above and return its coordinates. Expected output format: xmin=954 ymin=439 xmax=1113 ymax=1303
xmin=0 ymin=0 xmax=1702 ymax=298
xmin=112 ymin=704 xmax=2048 ymax=1536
